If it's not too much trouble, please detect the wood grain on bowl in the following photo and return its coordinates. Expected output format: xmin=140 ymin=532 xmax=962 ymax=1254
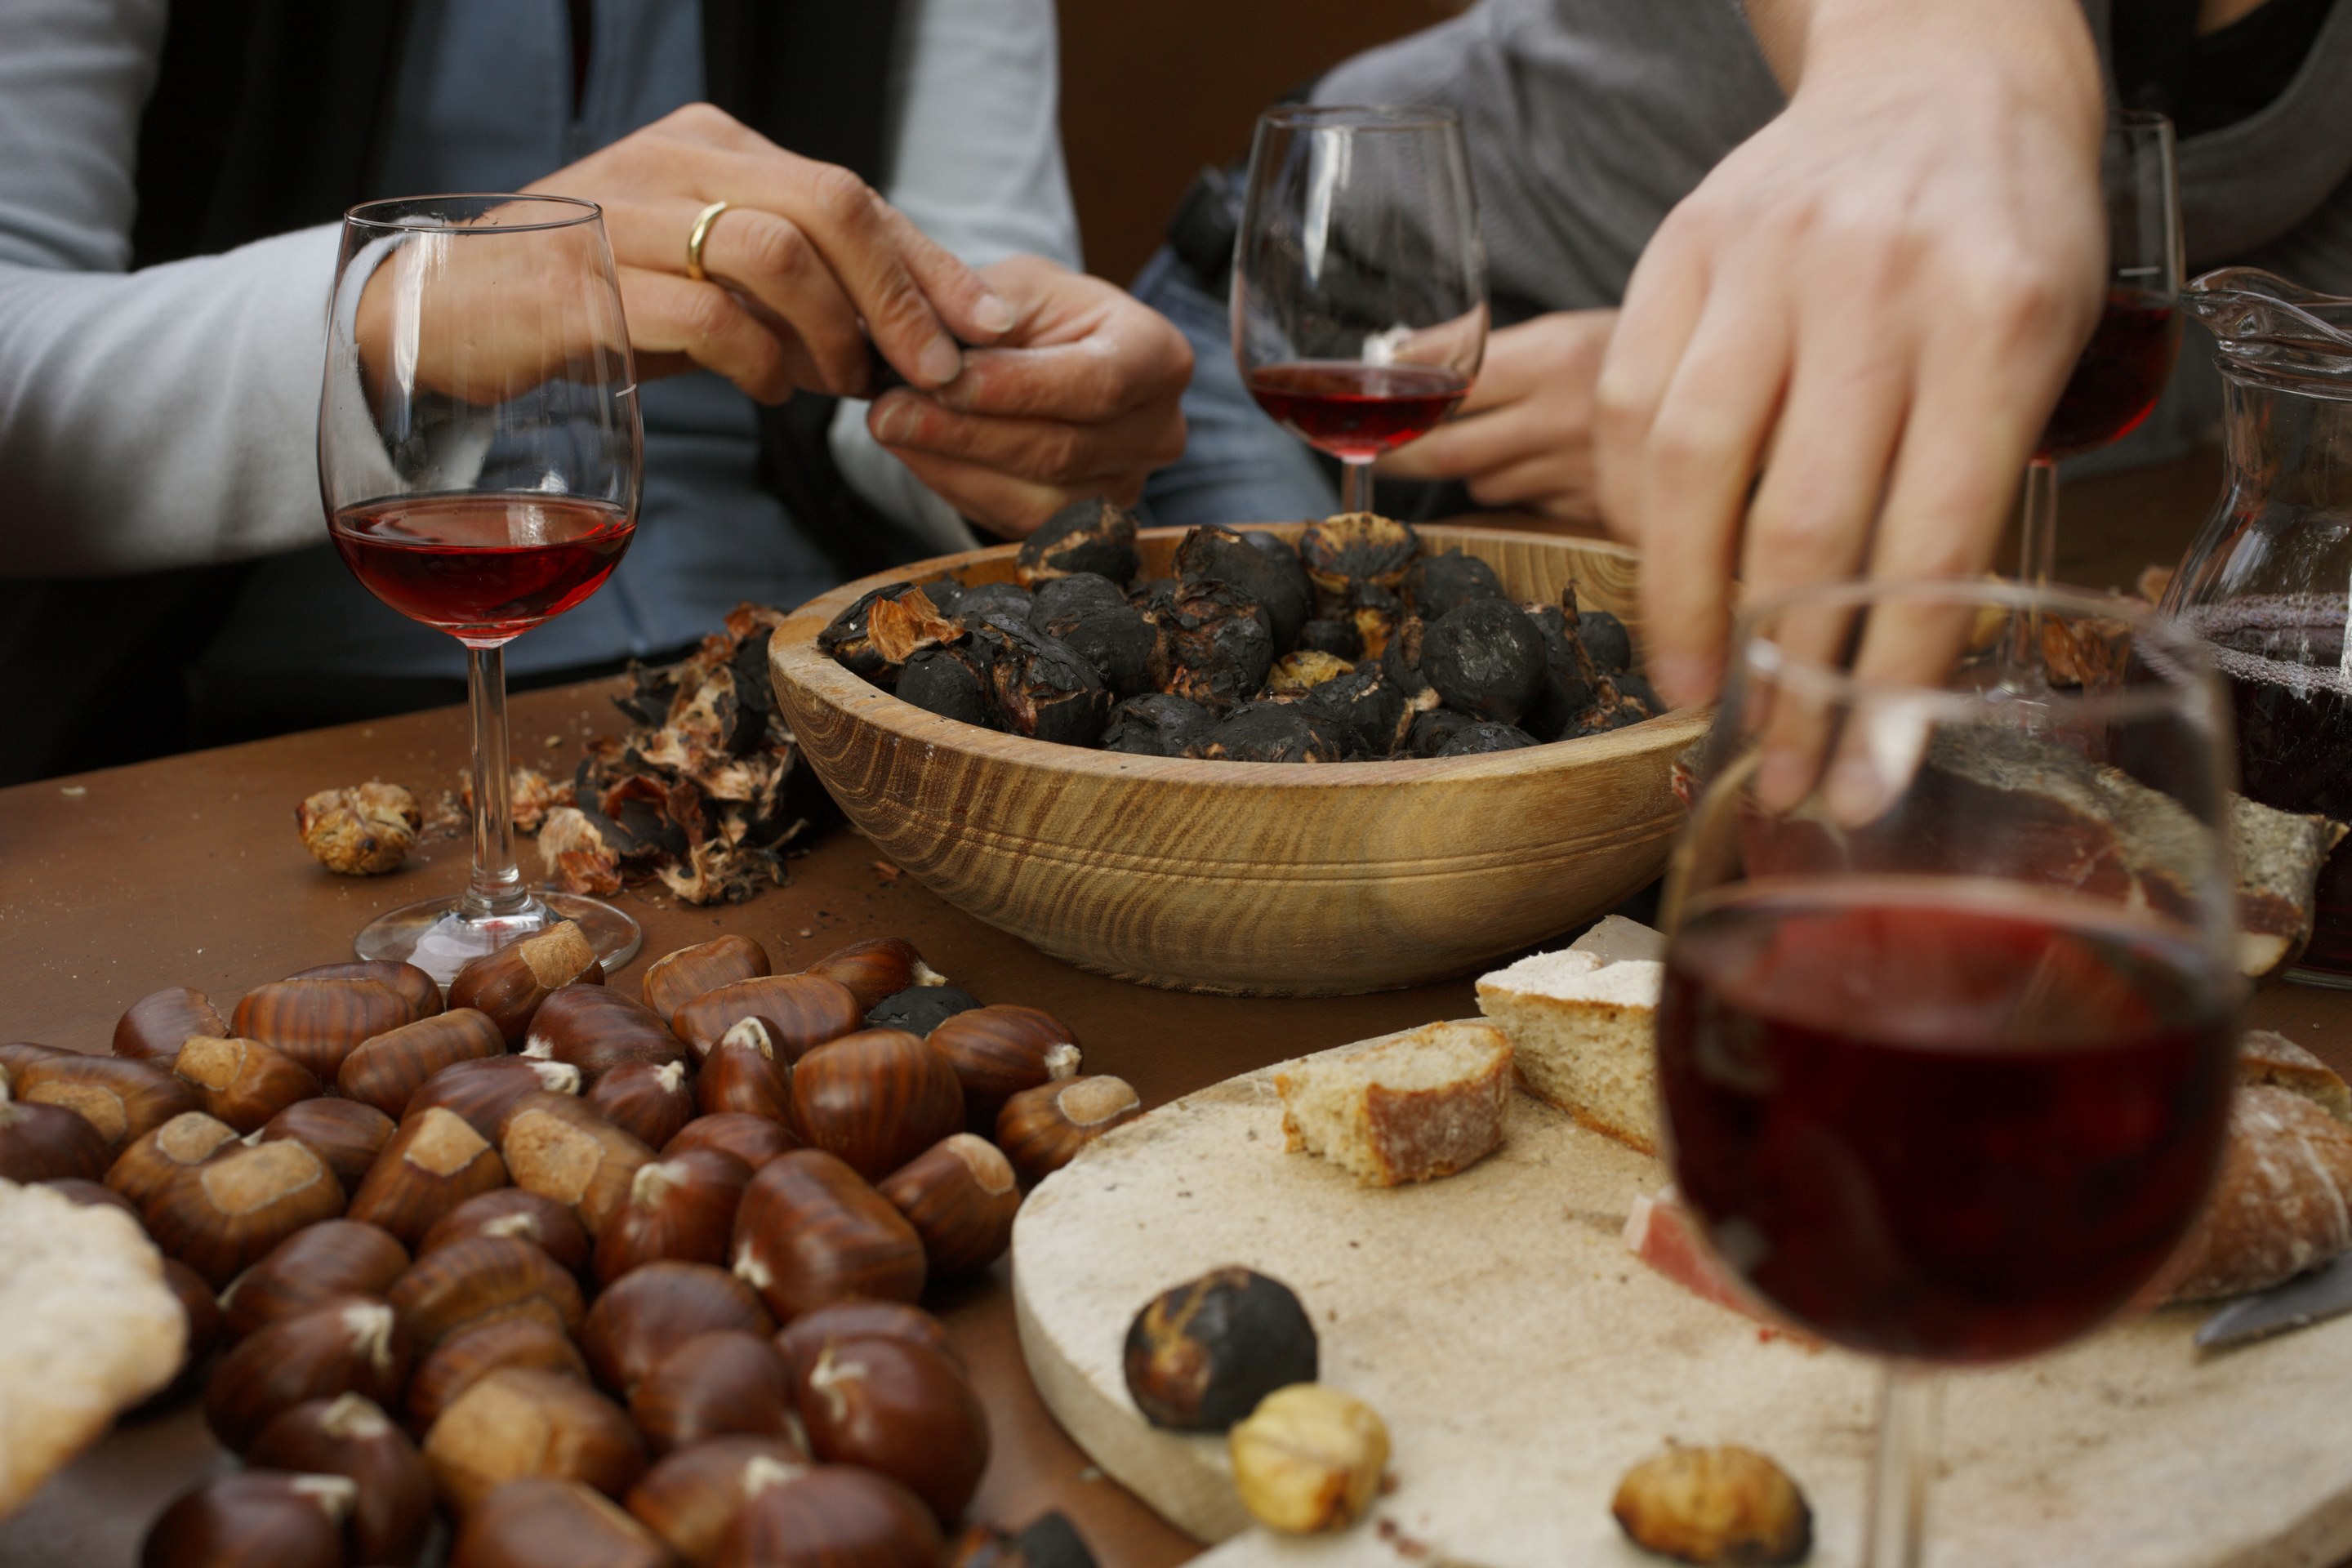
xmin=769 ymin=525 xmax=1708 ymax=996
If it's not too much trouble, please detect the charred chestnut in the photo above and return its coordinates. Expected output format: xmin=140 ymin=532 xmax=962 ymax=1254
xmin=1035 ymin=602 xmax=1160 ymax=700
xmin=1422 ymin=599 xmax=1547 ymax=725
xmin=1176 ymin=526 xmax=1310 ymax=647
xmin=897 ymin=646 xmax=996 ymax=728
xmin=864 ymin=986 xmax=982 ymax=1036
xmin=1297 ymin=667 xmax=1408 ymax=758
xmin=1027 ymin=573 xmax=1127 ymax=625
xmin=1197 ymin=703 xmax=1344 ymax=764
xmin=1298 ymin=513 xmax=1417 ymax=597
xmin=1263 ymin=649 xmax=1352 ymax=696
xmin=1121 ymin=1267 xmax=1319 ymax=1432
xmin=1291 ymin=617 xmax=1363 ymax=660
xmin=1013 ymin=497 xmax=1140 ymax=586
xmin=1145 ymin=581 xmax=1275 ymax=713
xmin=971 ymin=617 xmax=1114 ymax=746
xmin=1404 ymin=707 xmax=1479 ymax=758
xmin=1575 ymin=604 xmax=1634 ymax=673
xmin=1101 ymin=694 xmax=1217 ymax=759
xmin=820 ymin=583 xmax=926 ymax=685
xmin=955 ymin=581 xmax=1034 ymax=626
xmin=1437 ymin=721 xmax=1539 ymax=756
xmin=1401 ymin=549 xmax=1505 ymax=620
xmin=1519 ymin=602 xmax=1597 ymax=742
xmin=1343 ymin=582 xmax=1405 ymax=662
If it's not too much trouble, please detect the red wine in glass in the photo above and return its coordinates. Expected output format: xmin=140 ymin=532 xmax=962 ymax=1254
xmin=329 ymin=494 xmax=635 ymax=644
xmin=1657 ymin=878 xmax=2233 ymax=1365
xmin=2037 ymin=287 xmax=2183 ymax=459
xmin=1245 ymin=360 xmax=1471 ymax=462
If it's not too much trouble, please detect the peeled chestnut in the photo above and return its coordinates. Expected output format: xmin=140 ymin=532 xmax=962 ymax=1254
xmin=499 ymin=1090 xmax=655 ymax=1232
xmin=773 ymin=1301 xmax=955 ymax=1383
xmin=452 ymin=1475 xmax=674 ymax=1568
xmin=409 ymin=1055 xmax=583 ymax=1143
xmin=222 ymin=1218 xmax=411 ymax=1340
xmin=232 ymin=976 xmax=413 ymax=1080
xmin=425 ymin=1364 xmax=648 ymax=1516
xmin=591 ymin=1058 xmax=697 ymax=1149
xmin=0 ymin=1064 xmax=112 ymax=1183
xmin=1122 ymin=1267 xmax=1318 ymax=1431
xmin=249 ymin=1393 xmax=434 ymax=1566
xmin=388 ymin=1231 xmax=587 ymax=1348
xmin=628 ymin=1436 xmax=811 ymax=1566
xmin=336 ymin=1009 xmax=506 ymax=1118
xmin=794 ymin=1334 xmax=989 ymax=1524
xmin=421 ymin=1187 xmax=595 ymax=1276
xmin=105 ymin=1110 xmax=240 ymax=1208
xmin=784 ymin=1030 xmax=964 ymax=1183
xmin=141 ymin=1471 xmax=357 ymax=1568
xmin=526 ymin=986 xmax=691 ymax=1084
xmin=665 ymin=1112 xmax=800 ymax=1171
xmin=257 ymin=1097 xmax=397 ymax=1195
xmin=630 ymin=1329 xmax=800 ymax=1454
xmin=673 ymin=973 xmax=864 ymax=1062
xmin=877 ymin=1135 xmax=1020 ymax=1277
xmin=145 ymin=1136 xmax=348 ymax=1288
xmin=286 ymin=957 xmax=443 ymax=1020
xmin=449 ymin=920 xmax=607 ymax=1045
xmin=347 ymin=1104 xmax=511 ymax=1248
xmin=114 ymin=985 xmax=229 ymax=1062
xmin=407 ymin=1301 xmax=590 ymax=1437
xmin=644 ymin=933 xmax=774 ymax=1023
xmin=595 ymin=1148 xmax=755 ymax=1285
xmin=167 ymin=1036 xmax=316 ymax=1134
xmin=205 ymin=1294 xmax=412 ymax=1452
xmin=580 ymin=1259 xmax=777 ymax=1397
xmin=15 ymin=1051 xmax=198 ymax=1152
xmin=995 ymin=1076 xmax=1141 ymax=1185
xmin=697 ymin=1020 xmax=795 ymax=1123
xmin=715 ymin=1464 xmax=944 ymax=1568
xmin=732 ymin=1150 xmax=925 ymax=1321
xmin=926 ymin=1006 xmax=1080 ymax=1130
xmin=863 ymin=985 xmax=982 ymax=1036
xmin=452 ymin=1475 xmax=673 ymax=1568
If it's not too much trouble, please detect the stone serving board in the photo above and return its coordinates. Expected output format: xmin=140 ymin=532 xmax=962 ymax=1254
xmin=1011 ymin=1031 xmax=2352 ymax=1568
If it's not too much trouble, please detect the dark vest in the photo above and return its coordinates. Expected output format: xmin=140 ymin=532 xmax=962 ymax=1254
xmin=4 ymin=0 xmax=913 ymax=783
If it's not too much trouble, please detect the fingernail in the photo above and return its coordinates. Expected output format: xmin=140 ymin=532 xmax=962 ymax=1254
xmin=919 ymin=336 xmax=963 ymax=386
xmin=874 ymin=398 xmax=915 ymax=444
xmin=973 ymin=292 xmax=1018 ymax=336
xmin=1756 ymin=746 xmax=1817 ymax=814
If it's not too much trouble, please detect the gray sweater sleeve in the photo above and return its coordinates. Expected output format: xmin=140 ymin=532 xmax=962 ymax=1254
xmin=0 ymin=0 xmax=341 ymax=578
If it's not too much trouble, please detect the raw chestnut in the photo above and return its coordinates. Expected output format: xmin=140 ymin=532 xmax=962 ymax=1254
xmin=347 ymin=1104 xmax=511 ymax=1248
xmin=926 ymin=1004 xmax=1080 ymax=1130
xmin=248 ymin=1393 xmax=434 ymax=1566
xmin=1122 ymin=1267 xmax=1318 ymax=1431
xmin=449 ymin=921 xmax=607 ymax=1044
xmin=1101 ymin=693 xmax=1216 ymax=758
xmin=595 ymin=1147 xmax=755 ymax=1285
xmin=105 ymin=1109 xmax=238 ymax=1208
xmin=410 ymin=1055 xmax=583 ymax=1143
xmin=16 ymin=1051 xmax=198 ymax=1152
xmin=863 ymin=985 xmax=981 ymax=1036
xmin=1145 ymin=580 xmax=1275 ymax=713
xmin=159 ymin=1255 xmax=224 ymax=1379
xmin=591 ymin=1058 xmax=697 ymax=1150
xmin=408 ymin=1303 xmax=591 ymax=1437
xmin=167 ymin=1036 xmax=315 ymax=1134
xmin=1177 ymin=524 xmax=1310 ymax=647
xmin=795 ymin=1334 xmax=989 ymax=1524
xmin=1422 ymin=598 xmax=1547 ymax=725
xmin=0 ymin=1067 xmax=114 ymax=1183
xmin=42 ymin=1175 xmax=137 ymax=1215
xmin=876 ymin=1134 xmax=1021 ymax=1276
xmin=627 ymin=1436 xmax=811 ymax=1566
xmin=285 ymin=958 xmax=444 ymax=1020
xmin=222 ymin=1218 xmax=411 ymax=1340
xmin=1401 ymin=548 xmax=1505 ymax=620
xmin=773 ymin=1300 xmax=956 ymax=1383
xmin=581 ymin=1259 xmax=777 ymax=1396
xmin=204 ymin=1294 xmax=411 ymax=1452
xmin=451 ymin=1476 xmax=673 ymax=1568
xmin=807 ymin=938 xmax=947 ymax=1014
xmin=144 ymin=1136 xmax=348 ymax=1289
xmin=643 ymin=933 xmax=773 ymax=1023
xmin=231 ymin=977 xmax=413 ymax=1081
xmin=526 ymin=986 xmax=691 ymax=1084
xmin=114 ymin=986 xmax=229 ymax=1061
xmin=630 ymin=1330 xmax=800 ymax=1454
xmin=664 ymin=1111 xmax=801 ymax=1171
xmin=424 ymin=1365 xmax=648 ymax=1517
xmin=995 ymin=1076 xmax=1140 ymax=1184
xmin=673 ymin=973 xmax=864 ymax=1062
xmin=388 ymin=1231 xmax=587 ymax=1348
xmin=732 ymin=1151 xmax=926 ymax=1321
xmin=1298 ymin=512 xmax=1418 ymax=596
xmin=1013 ymin=496 xmax=1139 ymax=586
xmin=788 ymin=1029 xmax=964 ymax=1181
xmin=258 ymin=1097 xmax=397 ymax=1194
xmin=1197 ymin=702 xmax=1345 ymax=764
xmin=336 ymin=1009 xmax=506 ymax=1117
xmin=421 ymin=1187 xmax=595 ymax=1276
xmin=499 ymin=1090 xmax=656 ymax=1233
xmin=140 ymin=1471 xmax=356 ymax=1568
xmin=697 ymin=1022 xmax=794 ymax=1122
xmin=715 ymin=1465 xmax=943 ymax=1568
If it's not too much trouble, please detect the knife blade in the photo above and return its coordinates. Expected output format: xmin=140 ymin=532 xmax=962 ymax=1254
xmin=2197 ymin=1253 xmax=2352 ymax=1350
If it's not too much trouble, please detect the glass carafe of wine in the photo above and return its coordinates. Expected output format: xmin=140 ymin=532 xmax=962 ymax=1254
xmin=2163 ymin=267 xmax=2352 ymax=987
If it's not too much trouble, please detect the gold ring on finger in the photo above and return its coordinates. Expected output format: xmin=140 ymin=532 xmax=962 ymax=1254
xmin=684 ymin=199 xmax=732 ymax=283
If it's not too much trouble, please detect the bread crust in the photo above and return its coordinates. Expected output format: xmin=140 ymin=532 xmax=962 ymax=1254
xmin=1276 ymin=1022 xmax=1512 ymax=1187
xmin=2168 ymin=1085 xmax=2352 ymax=1303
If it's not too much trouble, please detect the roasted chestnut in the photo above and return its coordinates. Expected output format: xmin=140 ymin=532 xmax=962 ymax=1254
xmin=1401 ymin=548 xmax=1505 ymax=620
xmin=971 ymin=616 xmax=1113 ymax=746
xmin=424 ymin=1365 xmax=648 ymax=1516
xmin=451 ymin=1476 xmax=673 ymax=1568
xmin=643 ymin=933 xmax=774 ymax=1023
xmin=1572 ymin=597 xmax=1634 ymax=673
xmin=580 ymin=1259 xmax=777 ymax=1396
xmin=1101 ymin=693 xmax=1216 ymax=758
xmin=630 ymin=1329 xmax=800 ymax=1454
xmin=145 ymin=1137 xmax=348 ymax=1289
xmin=948 ymin=1512 xmax=1099 ymax=1568
xmin=876 ymin=1134 xmax=1021 ymax=1276
xmin=1122 ymin=1267 xmax=1318 ymax=1431
xmin=410 ymin=1054 xmax=583 ymax=1142
xmin=421 ymin=1187 xmax=595 ymax=1276
xmin=1177 ymin=525 xmax=1312 ymax=647
xmin=248 ymin=1393 xmax=434 ymax=1566
xmin=1145 ymin=580 xmax=1275 ymax=712
xmin=1422 ymin=598 xmax=1548 ymax=725
xmin=794 ymin=1334 xmax=989 ymax=1523
xmin=955 ymin=581 xmax=1034 ymax=626
xmin=1230 ymin=1383 xmax=1390 ymax=1533
xmin=673 ymin=973 xmax=864 ymax=1062
xmin=1027 ymin=572 xmax=1126 ymax=625
xmin=527 ymin=986 xmax=692 ymax=1084
xmin=1403 ymin=706 xmax=1479 ymax=758
xmin=1034 ymin=600 xmax=1159 ymax=700
xmin=863 ymin=985 xmax=981 ymax=1036
xmin=499 ymin=1089 xmax=655 ymax=1233
xmin=772 ymin=1300 xmax=956 ymax=1383
xmin=1345 ymin=581 xmax=1407 ymax=662
xmin=664 ymin=1111 xmax=801 ymax=1171
xmin=1013 ymin=496 xmax=1140 ymax=586
xmin=1198 ymin=702 xmax=1346 ymax=764
xmin=821 ymin=581 xmax=931 ymax=684
xmin=167 ymin=1036 xmax=316 ymax=1134
xmin=347 ymin=1104 xmax=511 ymax=1248
xmin=788 ymin=1029 xmax=964 ymax=1182
xmin=389 ymin=1231 xmax=587 ymax=1348
xmin=697 ymin=1021 xmax=795 ymax=1123
xmin=449 ymin=921 xmax=607 ymax=1044
xmin=1518 ymin=602 xmax=1599 ymax=741
xmin=995 ymin=1076 xmax=1140 ymax=1184
xmin=336 ymin=1008 xmax=506 ymax=1117
xmin=627 ymin=1436 xmax=811 ymax=1566
xmin=896 ymin=644 xmax=997 ymax=727
xmin=714 ymin=1465 xmax=944 ymax=1568
xmin=1298 ymin=666 xmax=1410 ymax=757
xmin=140 ymin=1471 xmax=356 ymax=1568
xmin=1299 ymin=513 xmax=1418 ymax=598
xmin=732 ymin=1151 xmax=926 ymax=1321
xmin=114 ymin=986 xmax=229 ymax=1061
xmin=257 ymin=1097 xmax=398 ymax=1195
xmin=591 ymin=1058 xmax=697 ymax=1150
xmin=1292 ymin=617 xmax=1363 ymax=660
xmin=1437 ymin=720 xmax=1539 ymax=755
xmin=105 ymin=1110 xmax=240 ymax=1208
xmin=204 ymin=1294 xmax=411 ymax=1452
xmin=15 ymin=1051 xmax=198 ymax=1152
xmin=408 ymin=1302 xmax=591 ymax=1437
xmin=594 ymin=1147 xmax=755 ymax=1285
xmin=925 ymin=1005 xmax=1080 ymax=1130
xmin=231 ymin=977 xmax=414 ymax=1080
xmin=222 ymin=1218 xmax=411 ymax=1341
xmin=807 ymin=938 xmax=947 ymax=1014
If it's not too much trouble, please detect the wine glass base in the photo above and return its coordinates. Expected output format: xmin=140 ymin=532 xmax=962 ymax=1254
xmin=354 ymin=893 xmax=642 ymax=987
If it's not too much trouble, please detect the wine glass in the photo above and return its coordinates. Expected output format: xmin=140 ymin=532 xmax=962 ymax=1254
xmin=1232 ymin=105 xmax=1487 ymax=519
xmin=1660 ymin=578 xmax=2238 ymax=1567
xmin=320 ymin=194 xmax=644 ymax=984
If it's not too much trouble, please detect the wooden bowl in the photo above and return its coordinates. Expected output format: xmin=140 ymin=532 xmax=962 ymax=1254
xmin=769 ymin=523 xmax=1706 ymax=996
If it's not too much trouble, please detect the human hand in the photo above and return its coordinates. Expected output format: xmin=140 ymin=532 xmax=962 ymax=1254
xmin=1593 ymin=0 xmax=2106 ymax=711
xmin=864 ymin=256 xmax=1192 ymax=537
xmin=1376 ymin=310 xmax=1615 ymax=523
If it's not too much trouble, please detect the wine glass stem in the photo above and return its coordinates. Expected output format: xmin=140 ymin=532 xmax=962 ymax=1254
xmin=463 ymin=643 xmax=531 ymax=921
xmin=1864 ymin=1365 xmax=1942 ymax=1568
xmin=1339 ymin=457 xmax=1373 ymax=515
xmin=2016 ymin=454 xmax=2060 ymax=586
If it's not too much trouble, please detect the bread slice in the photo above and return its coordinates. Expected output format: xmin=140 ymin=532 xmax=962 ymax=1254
xmin=1276 ymin=1021 xmax=1512 ymax=1187
xmin=1477 ymin=941 xmax=1664 ymax=1155
xmin=2238 ymin=1029 xmax=2352 ymax=1123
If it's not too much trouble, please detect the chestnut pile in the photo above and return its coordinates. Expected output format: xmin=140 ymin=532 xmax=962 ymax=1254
xmin=822 ymin=501 xmax=1662 ymax=763
xmin=0 ymin=925 xmax=1143 ymax=1568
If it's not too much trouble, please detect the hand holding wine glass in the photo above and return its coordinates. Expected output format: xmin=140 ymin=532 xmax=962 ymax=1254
xmin=1232 ymin=105 xmax=1488 ymax=518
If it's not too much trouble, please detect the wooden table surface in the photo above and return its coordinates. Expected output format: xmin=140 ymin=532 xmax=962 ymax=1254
xmin=7 ymin=452 xmax=2349 ymax=1568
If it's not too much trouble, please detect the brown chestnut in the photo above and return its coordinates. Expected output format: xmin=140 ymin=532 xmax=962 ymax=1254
xmin=407 ymin=1299 xmax=590 ymax=1437
xmin=0 ymin=1065 xmax=111 ymax=1183
xmin=448 ymin=920 xmax=606 ymax=1044
xmin=114 ymin=986 xmax=229 ymax=1062
xmin=167 ymin=1035 xmax=317 ymax=1134
xmin=697 ymin=1021 xmax=794 ymax=1123
xmin=421 ymin=1187 xmax=595 ymax=1276
xmin=248 ymin=1393 xmax=434 ymax=1566
xmin=926 ymin=1005 xmax=1080 ymax=1131
xmin=805 ymin=938 xmax=947 ymax=1014
xmin=627 ymin=1437 xmax=810 ymax=1566
xmin=579 ymin=1259 xmax=776 ymax=1397
xmin=672 ymin=974 xmax=862 ymax=1062
xmin=630 ymin=1330 xmax=800 ymax=1456
xmin=424 ymin=1365 xmax=648 ymax=1516
xmin=257 ymin=1097 xmax=397 ymax=1195
xmin=347 ymin=1104 xmax=511 ymax=1248
xmin=285 ymin=958 xmax=443 ymax=1021
xmin=714 ymin=1466 xmax=942 ymax=1568
xmin=595 ymin=1147 xmax=755 ymax=1285
xmin=42 ymin=1174 xmax=138 ymax=1215
xmin=410 ymin=1054 xmax=582 ymax=1142
xmin=590 ymin=1059 xmax=697 ymax=1150
xmin=105 ymin=1110 xmax=241 ymax=1208
xmin=232 ymin=977 xmax=414 ymax=1080
xmin=527 ymin=986 xmax=691 ymax=1083
xmin=663 ymin=1111 xmax=800 ymax=1170
xmin=14 ymin=1051 xmax=198 ymax=1152
xmin=787 ymin=1030 xmax=962 ymax=1183
xmin=995 ymin=1076 xmax=1140 ymax=1184
xmin=772 ymin=1301 xmax=956 ymax=1383
xmin=499 ymin=1090 xmax=654 ymax=1233
xmin=336 ymin=1008 xmax=506 ymax=1118
xmin=158 ymin=1255 xmax=224 ymax=1390
xmin=144 ymin=1136 xmax=347 ymax=1289
xmin=794 ymin=1334 xmax=989 ymax=1523
xmin=388 ymin=1231 xmax=586 ymax=1348
xmin=644 ymin=933 xmax=773 ymax=1024
xmin=222 ymin=1218 xmax=411 ymax=1340
xmin=140 ymin=1471 xmax=357 ymax=1568
xmin=452 ymin=1476 xmax=673 ymax=1568
xmin=731 ymin=1150 xmax=925 ymax=1321
xmin=876 ymin=1135 xmax=1019 ymax=1276
xmin=204 ymin=1294 xmax=411 ymax=1452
